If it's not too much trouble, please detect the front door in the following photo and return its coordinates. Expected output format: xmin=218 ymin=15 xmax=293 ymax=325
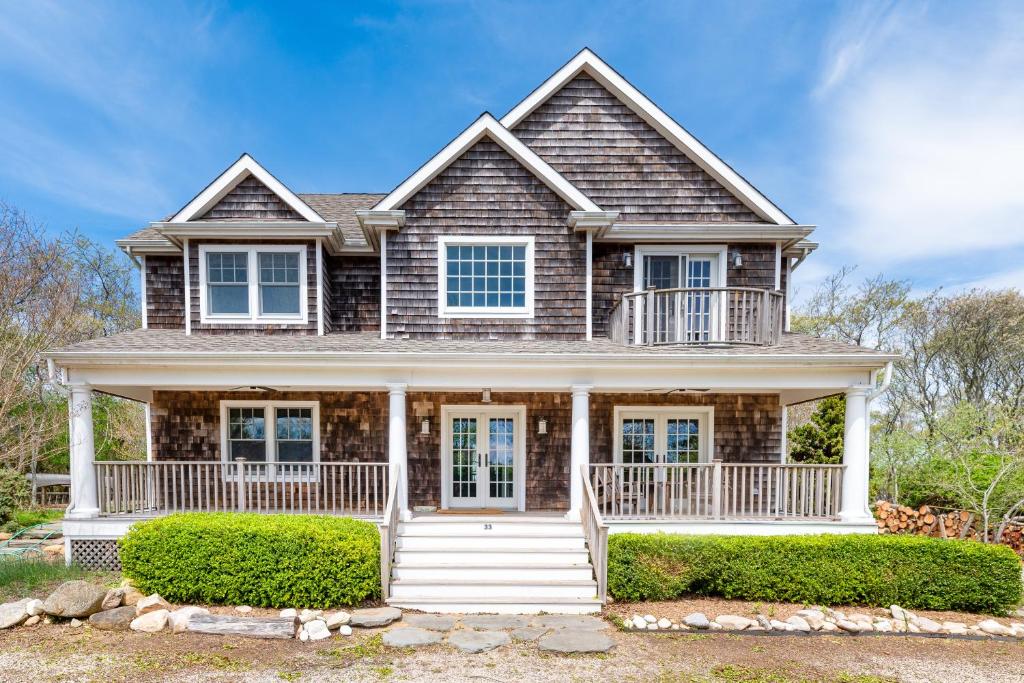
xmin=444 ymin=408 xmax=522 ymax=509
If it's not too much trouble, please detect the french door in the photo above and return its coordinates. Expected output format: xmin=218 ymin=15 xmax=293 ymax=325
xmin=638 ymin=251 xmax=720 ymax=344
xmin=443 ymin=407 xmax=523 ymax=509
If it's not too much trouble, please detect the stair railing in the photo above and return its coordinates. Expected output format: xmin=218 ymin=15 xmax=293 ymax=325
xmin=378 ymin=464 xmax=401 ymax=601
xmin=579 ymin=464 xmax=609 ymax=603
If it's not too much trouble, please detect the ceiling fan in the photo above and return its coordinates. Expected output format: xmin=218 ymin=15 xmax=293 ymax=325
xmin=643 ymin=388 xmax=711 ymax=394
xmin=227 ymin=385 xmax=281 ymax=392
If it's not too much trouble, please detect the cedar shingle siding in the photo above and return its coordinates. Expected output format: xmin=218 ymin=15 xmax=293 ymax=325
xmin=512 ymin=74 xmax=763 ymax=223
xmin=328 ymin=254 xmax=380 ymax=333
xmin=388 ymin=138 xmax=586 ymax=339
xmin=144 ymin=255 xmax=186 ymax=329
xmin=197 ymin=175 xmax=302 ymax=221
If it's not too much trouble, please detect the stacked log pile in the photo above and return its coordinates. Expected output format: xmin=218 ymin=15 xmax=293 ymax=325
xmin=875 ymin=501 xmax=1024 ymax=555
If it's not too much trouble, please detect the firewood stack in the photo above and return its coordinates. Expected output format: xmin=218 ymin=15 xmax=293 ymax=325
xmin=874 ymin=501 xmax=1024 ymax=555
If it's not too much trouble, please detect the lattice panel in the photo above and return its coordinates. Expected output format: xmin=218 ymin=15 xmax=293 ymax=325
xmin=70 ymin=539 xmax=121 ymax=571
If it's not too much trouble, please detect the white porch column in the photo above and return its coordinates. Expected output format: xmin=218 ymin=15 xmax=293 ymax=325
xmin=569 ymin=384 xmax=592 ymax=520
xmin=839 ymin=387 xmax=872 ymax=523
xmin=67 ymin=385 xmax=99 ymax=519
xmin=386 ymin=383 xmax=409 ymax=518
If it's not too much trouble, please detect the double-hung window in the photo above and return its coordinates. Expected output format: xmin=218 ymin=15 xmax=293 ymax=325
xmin=633 ymin=246 xmax=725 ymax=344
xmin=221 ymin=401 xmax=319 ymax=477
xmin=200 ymin=245 xmax=306 ymax=324
xmin=437 ymin=236 xmax=535 ymax=318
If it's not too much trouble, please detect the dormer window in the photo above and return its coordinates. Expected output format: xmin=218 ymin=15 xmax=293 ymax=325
xmin=437 ymin=236 xmax=535 ymax=318
xmin=199 ymin=244 xmax=307 ymax=324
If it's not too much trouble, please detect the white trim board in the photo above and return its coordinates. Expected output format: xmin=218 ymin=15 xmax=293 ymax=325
xmin=139 ymin=255 xmax=148 ymax=330
xmin=372 ymin=114 xmax=600 ymax=213
xmin=500 ymin=49 xmax=795 ymax=226
xmin=439 ymin=404 xmax=527 ymax=512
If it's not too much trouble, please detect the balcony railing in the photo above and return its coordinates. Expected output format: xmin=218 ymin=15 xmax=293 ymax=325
xmin=607 ymin=287 xmax=785 ymax=346
xmin=94 ymin=460 xmax=389 ymax=518
xmin=589 ymin=462 xmax=843 ymax=521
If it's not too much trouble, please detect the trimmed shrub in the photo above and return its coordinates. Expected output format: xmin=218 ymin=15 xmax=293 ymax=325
xmin=608 ymin=533 xmax=1023 ymax=614
xmin=119 ymin=513 xmax=380 ymax=608
xmin=0 ymin=468 xmax=29 ymax=527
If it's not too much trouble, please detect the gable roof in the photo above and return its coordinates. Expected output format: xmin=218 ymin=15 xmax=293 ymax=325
xmin=500 ymin=49 xmax=795 ymax=225
xmin=170 ymin=153 xmax=326 ymax=223
xmin=197 ymin=174 xmax=303 ymax=221
xmin=371 ymin=113 xmax=601 ymax=213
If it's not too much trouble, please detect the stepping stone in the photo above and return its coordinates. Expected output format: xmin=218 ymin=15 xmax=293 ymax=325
xmin=538 ymin=629 xmax=615 ymax=654
xmin=383 ymin=627 xmax=443 ymax=648
xmin=350 ymin=607 xmax=402 ymax=628
xmin=449 ymin=630 xmax=510 ymax=653
xmin=532 ymin=615 xmax=608 ymax=631
xmin=460 ymin=614 xmax=529 ymax=630
xmin=511 ymin=626 xmax=548 ymax=642
xmin=404 ymin=614 xmax=456 ymax=631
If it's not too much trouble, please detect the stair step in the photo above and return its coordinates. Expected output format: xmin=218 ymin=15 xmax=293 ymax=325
xmin=392 ymin=564 xmax=595 ymax=581
xmin=386 ymin=596 xmax=602 ymax=615
xmin=389 ymin=578 xmax=598 ymax=599
xmin=394 ymin=549 xmax=591 ymax=564
xmin=396 ymin=535 xmax=586 ymax=551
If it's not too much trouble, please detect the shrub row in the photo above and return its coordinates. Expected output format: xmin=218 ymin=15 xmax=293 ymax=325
xmin=119 ymin=513 xmax=380 ymax=608
xmin=608 ymin=533 xmax=1023 ymax=614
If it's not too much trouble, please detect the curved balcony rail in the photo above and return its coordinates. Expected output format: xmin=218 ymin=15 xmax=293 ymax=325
xmin=607 ymin=287 xmax=785 ymax=346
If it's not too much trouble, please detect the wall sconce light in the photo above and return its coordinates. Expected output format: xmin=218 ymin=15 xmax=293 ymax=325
xmin=537 ymin=418 xmax=548 ymax=435
xmin=421 ymin=418 xmax=430 ymax=435
xmin=623 ymin=251 xmax=633 ymax=268
xmin=482 ymin=388 xmax=491 ymax=403
xmin=731 ymin=250 xmax=743 ymax=268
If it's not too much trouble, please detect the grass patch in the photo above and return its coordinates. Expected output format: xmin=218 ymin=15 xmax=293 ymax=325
xmin=318 ymin=634 xmax=388 ymax=665
xmin=0 ymin=557 xmax=118 ymax=602
xmin=2 ymin=508 xmax=63 ymax=533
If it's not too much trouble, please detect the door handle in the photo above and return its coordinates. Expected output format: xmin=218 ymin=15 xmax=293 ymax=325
xmin=478 ymin=453 xmax=484 ymax=469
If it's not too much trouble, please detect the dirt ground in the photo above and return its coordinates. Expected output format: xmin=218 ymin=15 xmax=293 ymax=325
xmin=0 ymin=599 xmax=1022 ymax=683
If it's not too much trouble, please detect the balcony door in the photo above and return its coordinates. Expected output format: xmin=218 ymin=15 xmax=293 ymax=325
xmin=441 ymin=406 xmax=526 ymax=510
xmin=633 ymin=246 xmax=725 ymax=344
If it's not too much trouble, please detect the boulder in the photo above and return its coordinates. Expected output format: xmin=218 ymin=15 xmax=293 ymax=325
xmin=796 ymin=610 xmax=825 ymax=630
xmin=715 ymin=615 xmax=754 ymax=630
xmin=135 ymin=594 xmax=171 ymax=616
xmin=770 ymin=619 xmax=793 ymax=632
xmin=977 ymin=619 xmax=1013 ymax=637
xmin=914 ymin=617 xmax=942 ymax=634
xmin=69 ymin=618 xmax=83 ymax=627
xmin=167 ymin=606 xmax=209 ymax=634
xmin=338 ymin=625 xmax=352 ymax=636
xmin=708 ymin=621 xmax=723 ymax=631
xmin=0 ymin=599 xmax=33 ymax=629
xmin=449 ymin=629 xmax=510 ymax=653
xmin=350 ymin=607 xmax=402 ymax=628
xmin=130 ymin=609 xmax=169 ymax=633
xmin=383 ymin=627 xmax=443 ymax=648
xmin=785 ymin=615 xmax=811 ymax=632
xmin=538 ymin=630 xmax=615 ymax=653
xmin=89 ymin=606 xmax=137 ymax=631
xmin=755 ymin=615 xmax=772 ymax=630
xmin=819 ymin=621 xmax=838 ymax=632
xmin=631 ymin=615 xmax=648 ymax=630
xmin=303 ymin=620 xmax=331 ymax=641
xmin=1009 ymin=623 xmax=1024 ymax=638
xmin=942 ymin=621 xmax=968 ymax=635
xmin=890 ymin=605 xmax=915 ymax=623
xmin=298 ymin=609 xmax=321 ymax=623
xmin=25 ymin=599 xmax=43 ymax=616
xmin=235 ymin=605 xmax=253 ymax=614
xmin=873 ymin=619 xmax=893 ymax=633
xmin=836 ymin=619 xmax=868 ymax=633
xmin=23 ymin=616 xmax=40 ymax=627
xmin=657 ymin=617 xmax=672 ymax=629
xmin=100 ymin=588 xmax=124 ymax=611
xmin=122 ymin=588 xmax=144 ymax=607
xmin=643 ymin=614 xmax=656 ymax=623
xmin=42 ymin=581 xmax=107 ymax=618
xmin=847 ymin=613 xmax=873 ymax=625
xmin=325 ymin=611 xmax=351 ymax=629
xmin=683 ymin=612 xmax=710 ymax=630
xmin=279 ymin=608 xmax=297 ymax=619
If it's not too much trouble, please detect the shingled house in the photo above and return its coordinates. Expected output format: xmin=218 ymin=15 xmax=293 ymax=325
xmin=47 ymin=49 xmax=894 ymax=614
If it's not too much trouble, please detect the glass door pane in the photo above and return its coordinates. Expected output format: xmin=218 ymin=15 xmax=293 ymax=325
xmin=487 ymin=417 xmax=515 ymax=506
xmin=666 ymin=418 xmax=700 ymax=463
xmin=685 ymin=258 xmax=713 ymax=342
xmin=450 ymin=417 xmax=478 ymax=504
xmin=643 ymin=255 xmax=682 ymax=344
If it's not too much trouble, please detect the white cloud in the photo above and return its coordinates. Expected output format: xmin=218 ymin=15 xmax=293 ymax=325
xmin=953 ymin=267 xmax=1024 ymax=294
xmin=817 ymin=2 xmax=1024 ymax=266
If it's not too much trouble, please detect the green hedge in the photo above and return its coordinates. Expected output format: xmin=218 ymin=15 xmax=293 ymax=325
xmin=608 ymin=533 xmax=1023 ymax=614
xmin=119 ymin=513 xmax=380 ymax=608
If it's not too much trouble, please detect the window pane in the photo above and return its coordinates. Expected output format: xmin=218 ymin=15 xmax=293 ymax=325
xmin=208 ymin=252 xmax=247 ymax=284
xmin=229 ymin=440 xmax=266 ymax=462
xmin=228 ymin=407 xmax=265 ymax=462
xmin=443 ymin=241 xmax=529 ymax=310
xmin=260 ymin=285 xmax=301 ymax=314
xmin=210 ymin=285 xmax=249 ymax=314
xmin=278 ymin=441 xmax=313 ymax=463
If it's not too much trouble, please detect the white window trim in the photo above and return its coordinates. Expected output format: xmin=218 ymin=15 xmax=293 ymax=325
xmin=437 ymin=235 xmax=536 ymax=319
xmin=219 ymin=400 xmax=320 ymax=475
xmin=632 ymin=244 xmax=727 ymax=292
xmin=198 ymin=244 xmax=308 ymax=325
xmin=612 ymin=405 xmax=715 ymax=464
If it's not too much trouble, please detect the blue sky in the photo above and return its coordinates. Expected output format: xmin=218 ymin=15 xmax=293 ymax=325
xmin=2 ymin=1 xmax=1022 ymax=298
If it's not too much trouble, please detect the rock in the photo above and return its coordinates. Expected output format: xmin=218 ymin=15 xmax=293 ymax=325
xmin=683 ymin=612 xmax=710 ymax=630
xmin=122 ymin=588 xmax=144 ymax=607
xmin=299 ymin=628 xmax=308 ymax=642
xmin=873 ymin=619 xmax=893 ymax=633
xmin=907 ymin=623 xmax=921 ymax=633
xmin=235 ymin=605 xmax=253 ymax=614
xmin=338 ymin=625 xmax=352 ymax=636
xmin=511 ymin=626 xmax=548 ymax=642
xmin=460 ymin=614 xmax=528 ymax=630
xmin=796 ymin=610 xmax=825 ymax=630
xmin=785 ymin=615 xmax=811 ymax=632
xmin=646 ymin=622 xmax=658 ymax=631
xmin=324 ymin=611 xmax=351 ymax=629
xmin=449 ymin=629 xmax=510 ymax=653
xmin=657 ymin=617 xmax=672 ymax=629
xmin=70 ymin=618 xmax=83 ymax=628
xmin=130 ymin=609 xmax=169 ymax=633
xmin=977 ymin=619 xmax=1013 ymax=637
xmin=25 ymin=599 xmax=43 ymax=617
xmin=135 ymin=594 xmax=171 ymax=617
xmin=298 ymin=609 xmax=321 ymax=623
xmin=167 ymin=606 xmax=209 ymax=634
xmin=755 ymin=615 xmax=772 ymax=630
xmin=538 ymin=629 xmax=615 ymax=653
xmin=0 ymin=599 xmax=33 ymax=629
xmin=820 ymin=621 xmax=838 ymax=632
xmin=631 ymin=615 xmax=648 ymax=630
xmin=942 ymin=621 xmax=968 ymax=635
xmin=643 ymin=614 xmax=656 ymax=623
xmin=890 ymin=605 xmax=915 ymax=623
xmin=23 ymin=616 xmax=40 ymax=627
xmin=1014 ymin=608 xmax=1024 ymax=619
xmin=303 ymin=620 xmax=331 ymax=641
xmin=914 ymin=617 xmax=942 ymax=634
xmin=42 ymin=581 xmax=107 ymax=618
xmin=671 ymin=624 xmax=680 ymax=630
xmin=88 ymin=606 xmax=138 ymax=631
xmin=708 ymin=621 xmax=723 ymax=631
xmin=848 ymin=613 xmax=873 ymax=625
xmin=1009 ymin=623 xmax=1024 ymax=638
xmin=383 ymin=627 xmax=442 ymax=647
xmin=770 ymin=619 xmax=792 ymax=631
xmin=836 ymin=619 xmax=867 ymax=633
xmin=403 ymin=614 xmax=455 ymax=631
xmin=532 ymin=615 xmax=608 ymax=631
xmin=100 ymin=589 xmax=124 ymax=611
xmin=893 ymin=620 xmax=907 ymax=633
xmin=350 ymin=607 xmax=402 ymax=628
xmin=279 ymin=608 xmax=297 ymax=619
xmin=715 ymin=615 xmax=754 ymax=630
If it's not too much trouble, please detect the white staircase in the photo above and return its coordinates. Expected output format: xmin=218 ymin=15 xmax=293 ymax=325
xmin=385 ymin=515 xmax=602 ymax=614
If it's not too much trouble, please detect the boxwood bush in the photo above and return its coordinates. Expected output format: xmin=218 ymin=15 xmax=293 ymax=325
xmin=119 ymin=513 xmax=380 ymax=608
xmin=608 ymin=533 xmax=1022 ymax=614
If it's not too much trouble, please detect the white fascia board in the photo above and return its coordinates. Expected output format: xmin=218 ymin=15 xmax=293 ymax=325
xmin=568 ymin=211 xmax=620 ymax=235
xmin=153 ymin=222 xmax=345 ymax=255
xmin=600 ymin=224 xmax=814 ymax=245
xmin=170 ymin=153 xmax=325 ymax=223
xmin=501 ymin=49 xmax=795 ymax=225
xmin=115 ymin=240 xmax=181 ymax=256
xmin=372 ymin=114 xmax=600 ymax=213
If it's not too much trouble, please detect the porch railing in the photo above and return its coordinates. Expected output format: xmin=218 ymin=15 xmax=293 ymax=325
xmin=94 ymin=461 xmax=390 ymax=518
xmin=607 ymin=287 xmax=785 ymax=346
xmin=579 ymin=465 xmax=609 ymax=603
xmin=377 ymin=465 xmax=401 ymax=601
xmin=589 ymin=461 xmax=844 ymax=521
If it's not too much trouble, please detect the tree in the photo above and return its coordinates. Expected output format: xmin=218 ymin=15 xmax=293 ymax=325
xmin=788 ymin=395 xmax=845 ymax=464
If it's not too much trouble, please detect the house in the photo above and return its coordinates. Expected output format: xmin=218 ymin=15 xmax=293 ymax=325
xmin=46 ymin=49 xmax=895 ymax=614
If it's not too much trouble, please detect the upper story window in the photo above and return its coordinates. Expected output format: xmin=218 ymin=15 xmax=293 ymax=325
xmin=437 ymin=236 xmax=535 ymax=318
xmin=634 ymin=245 xmax=725 ymax=292
xmin=199 ymin=244 xmax=307 ymax=324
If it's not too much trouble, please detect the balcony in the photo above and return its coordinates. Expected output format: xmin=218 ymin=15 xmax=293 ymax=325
xmin=607 ymin=287 xmax=785 ymax=346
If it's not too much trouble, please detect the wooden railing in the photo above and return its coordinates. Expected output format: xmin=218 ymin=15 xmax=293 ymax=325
xmin=94 ymin=461 xmax=390 ymax=518
xmin=590 ymin=461 xmax=844 ymax=521
xmin=607 ymin=287 xmax=785 ymax=346
xmin=377 ymin=465 xmax=401 ymax=601
xmin=579 ymin=465 xmax=609 ymax=603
